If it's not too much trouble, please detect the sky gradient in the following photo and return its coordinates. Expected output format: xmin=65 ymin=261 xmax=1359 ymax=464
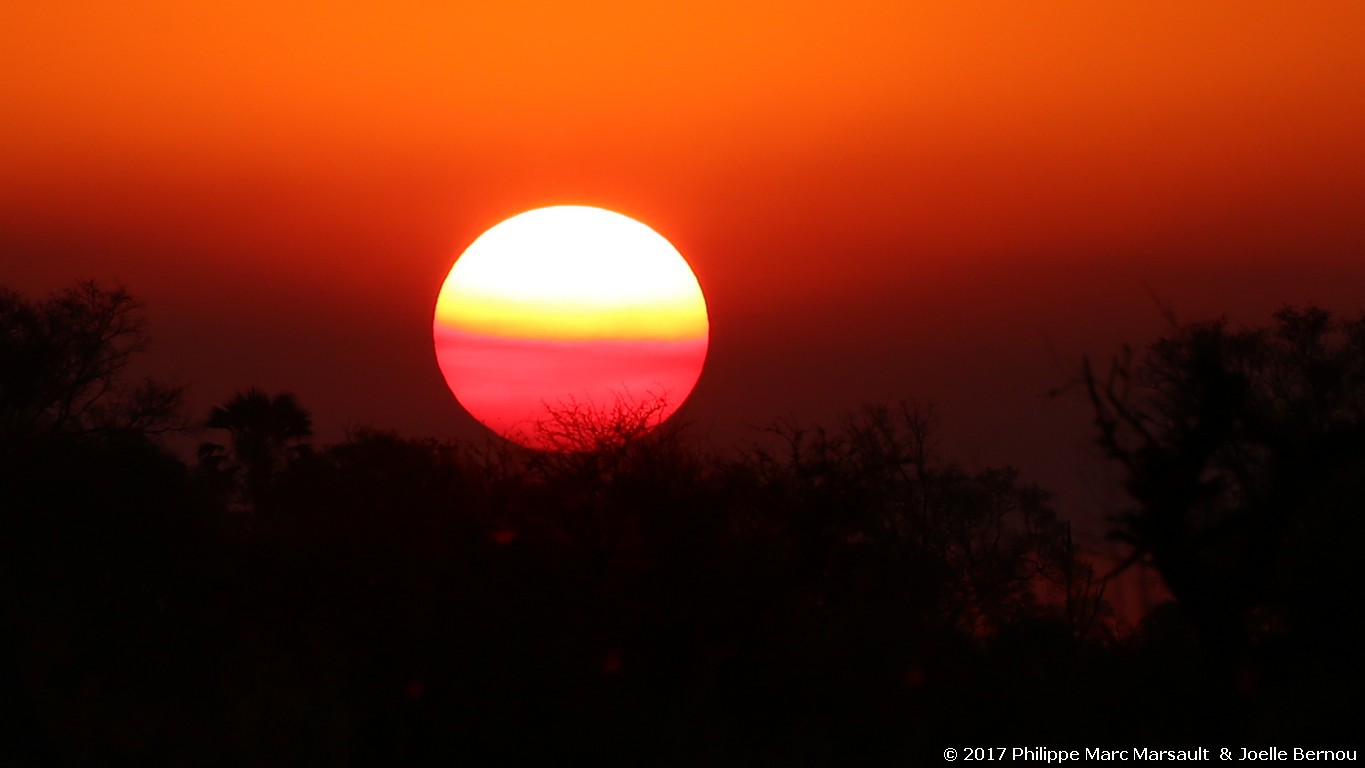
xmin=4 ymin=1 xmax=1364 ymax=608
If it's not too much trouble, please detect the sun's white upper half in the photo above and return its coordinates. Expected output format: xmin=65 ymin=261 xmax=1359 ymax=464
xmin=434 ymin=206 xmax=708 ymax=341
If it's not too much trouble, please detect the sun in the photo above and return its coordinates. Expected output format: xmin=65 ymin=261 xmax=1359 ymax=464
xmin=433 ymin=206 xmax=709 ymax=449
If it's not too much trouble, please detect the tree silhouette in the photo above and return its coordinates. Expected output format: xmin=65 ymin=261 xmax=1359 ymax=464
xmin=0 ymin=280 xmax=184 ymax=450
xmin=198 ymin=388 xmax=313 ymax=509
xmin=749 ymin=402 xmax=1111 ymax=639
xmin=0 ymin=282 xmax=206 ymax=764
xmin=1085 ymin=305 xmax=1365 ymax=725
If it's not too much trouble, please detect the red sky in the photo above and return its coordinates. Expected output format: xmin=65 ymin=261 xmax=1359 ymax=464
xmin=4 ymin=1 xmax=1364 ymax=607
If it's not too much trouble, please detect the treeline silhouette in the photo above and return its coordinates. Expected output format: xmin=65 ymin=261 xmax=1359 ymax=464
xmin=2 ymin=282 xmax=1361 ymax=764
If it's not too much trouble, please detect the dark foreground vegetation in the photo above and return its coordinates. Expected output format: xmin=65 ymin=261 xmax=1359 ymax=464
xmin=2 ymin=282 xmax=1362 ymax=764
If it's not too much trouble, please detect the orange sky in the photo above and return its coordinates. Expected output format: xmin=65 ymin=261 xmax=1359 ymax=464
xmin=3 ymin=1 xmax=1364 ymax=608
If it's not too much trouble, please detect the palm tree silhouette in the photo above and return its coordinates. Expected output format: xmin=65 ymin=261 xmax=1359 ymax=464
xmin=199 ymin=388 xmax=312 ymax=509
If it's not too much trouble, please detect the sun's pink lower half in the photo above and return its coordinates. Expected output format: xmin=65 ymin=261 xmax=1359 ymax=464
xmin=434 ymin=328 xmax=707 ymax=448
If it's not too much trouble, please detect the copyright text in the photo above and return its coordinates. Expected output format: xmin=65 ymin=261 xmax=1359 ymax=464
xmin=943 ymin=747 xmax=1358 ymax=762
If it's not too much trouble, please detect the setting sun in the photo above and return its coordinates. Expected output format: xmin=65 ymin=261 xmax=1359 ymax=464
xmin=433 ymin=206 xmax=709 ymax=448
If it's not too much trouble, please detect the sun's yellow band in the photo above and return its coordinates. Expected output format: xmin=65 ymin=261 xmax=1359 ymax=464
xmin=435 ymin=293 xmax=707 ymax=341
